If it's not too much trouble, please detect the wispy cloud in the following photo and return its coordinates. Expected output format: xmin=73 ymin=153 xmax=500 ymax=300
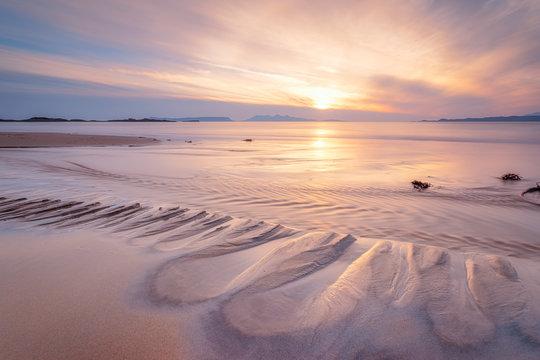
xmin=1 ymin=0 xmax=539 ymax=118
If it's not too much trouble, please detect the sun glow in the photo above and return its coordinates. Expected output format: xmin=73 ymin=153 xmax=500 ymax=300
xmin=312 ymin=88 xmax=337 ymax=110
xmin=313 ymin=139 xmax=326 ymax=148
xmin=298 ymin=87 xmax=352 ymax=110
xmin=314 ymin=101 xmax=331 ymax=110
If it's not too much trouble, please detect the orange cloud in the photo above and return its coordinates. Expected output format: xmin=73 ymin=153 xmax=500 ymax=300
xmin=1 ymin=0 xmax=539 ymax=117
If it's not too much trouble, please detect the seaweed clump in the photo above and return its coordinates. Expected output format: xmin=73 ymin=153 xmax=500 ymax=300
xmin=522 ymin=182 xmax=540 ymax=196
xmin=412 ymin=180 xmax=431 ymax=191
xmin=500 ymin=173 xmax=522 ymax=181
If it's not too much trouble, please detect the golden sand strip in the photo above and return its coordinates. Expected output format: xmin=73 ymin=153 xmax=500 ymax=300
xmin=0 ymin=132 xmax=159 ymax=148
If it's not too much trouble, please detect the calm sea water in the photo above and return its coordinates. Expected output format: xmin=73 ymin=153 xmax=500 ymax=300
xmin=1 ymin=121 xmax=539 ymax=259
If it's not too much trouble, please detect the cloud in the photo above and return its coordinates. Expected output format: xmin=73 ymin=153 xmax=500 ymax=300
xmin=0 ymin=0 xmax=539 ymax=118
xmin=0 ymin=70 xmax=138 ymax=95
xmin=366 ymin=75 xmax=492 ymax=117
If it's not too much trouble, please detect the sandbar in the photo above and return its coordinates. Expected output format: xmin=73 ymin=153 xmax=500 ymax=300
xmin=0 ymin=132 xmax=159 ymax=148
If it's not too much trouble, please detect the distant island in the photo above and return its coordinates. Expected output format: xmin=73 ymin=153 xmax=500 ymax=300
xmin=5 ymin=113 xmax=539 ymax=123
xmin=0 ymin=115 xmax=342 ymax=123
xmin=0 ymin=117 xmax=173 ymax=122
xmin=245 ymin=115 xmax=342 ymax=122
xmin=0 ymin=116 xmax=233 ymax=122
xmin=422 ymin=114 xmax=540 ymax=122
xmin=149 ymin=117 xmax=232 ymax=122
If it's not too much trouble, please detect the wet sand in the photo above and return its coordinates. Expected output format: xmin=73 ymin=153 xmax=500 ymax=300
xmin=0 ymin=132 xmax=159 ymax=147
xmin=1 ymin=195 xmax=540 ymax=359
xmin=0 ymin=224 xmax=185 ymax=360
xmin=1 ymin=123 xmax=539 ymax=359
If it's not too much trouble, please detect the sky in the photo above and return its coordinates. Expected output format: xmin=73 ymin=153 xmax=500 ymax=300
xmin=1 ymin=0 xmax=539 ymax=121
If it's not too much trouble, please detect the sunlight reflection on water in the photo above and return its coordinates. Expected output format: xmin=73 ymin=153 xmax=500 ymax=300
xmin=1 ymin=121 xmax=539 ymax=259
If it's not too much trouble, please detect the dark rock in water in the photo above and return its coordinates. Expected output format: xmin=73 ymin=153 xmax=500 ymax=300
xmin=243 ymin=138 xmax=253 ymax=142
xmin=500 ymin=173 xmax=522 ymax=181
xmin=185 ymin=140 xmax=192 ymax=143
xmin=412 ymin=180 xmax=431 ymax=190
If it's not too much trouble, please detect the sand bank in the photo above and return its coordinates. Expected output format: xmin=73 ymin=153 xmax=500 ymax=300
xmin=1 ymin=195 xmax=540 ymax=359
xmin=0 ymin=132 xmax=159 ymax=147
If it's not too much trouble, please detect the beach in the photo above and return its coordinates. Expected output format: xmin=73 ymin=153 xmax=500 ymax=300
xmin=0 ymin=132 xmax=159 ymax=147
xmin=1 ymin=122 xmax=540 ymax=359
xmin=0 ymin=226 xmax=184 ymax=359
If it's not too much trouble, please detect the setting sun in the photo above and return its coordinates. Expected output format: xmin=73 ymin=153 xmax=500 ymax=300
xmin=302 ymin=87 xmax=351 ymax=110
xmin=314 ymin=102 xmax=330 ymax=110
xmin=312 ymin=88 xmax=336 ymax=110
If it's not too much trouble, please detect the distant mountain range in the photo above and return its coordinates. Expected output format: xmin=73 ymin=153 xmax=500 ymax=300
xmin=422 ymin=114 xmax=540 ymax=122
xmin=2 ymin=113 xmax=539 ymax=123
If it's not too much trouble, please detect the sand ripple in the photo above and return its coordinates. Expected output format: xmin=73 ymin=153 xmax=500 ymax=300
xmin=1 ymin=195 xmax=540 ymax=359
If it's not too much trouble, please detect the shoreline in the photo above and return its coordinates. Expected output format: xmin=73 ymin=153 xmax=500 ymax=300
xmin=1 ymin=120 xmax=539 ymax=359
xmin=0 ymin=132 xmax=159 ymax=148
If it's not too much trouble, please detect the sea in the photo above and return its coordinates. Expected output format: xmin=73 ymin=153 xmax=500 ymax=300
xmin=1 ymin=121 xmax=539 ymax=260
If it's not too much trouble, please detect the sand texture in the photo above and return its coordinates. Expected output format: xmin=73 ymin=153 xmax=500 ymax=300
xmin=0 ymin=132 xmax=159 ymax=147
xmin=1 ymin=195 xmax=540 ymax=359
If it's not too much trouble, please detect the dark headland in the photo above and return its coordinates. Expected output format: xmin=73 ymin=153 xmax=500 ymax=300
xmin=0 ymin=116 xmax=233 ymax=122
xmin=0 ymin=117 xmax=172 ymax=123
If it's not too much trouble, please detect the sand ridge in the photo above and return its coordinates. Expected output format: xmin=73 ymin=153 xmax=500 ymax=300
xmin=1 ymin=195 xmax=540 ymax=359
